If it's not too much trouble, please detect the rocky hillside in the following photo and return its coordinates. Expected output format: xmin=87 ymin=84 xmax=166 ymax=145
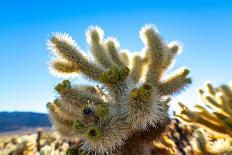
xmin=0 ymin=112 xmax=51 ymax=132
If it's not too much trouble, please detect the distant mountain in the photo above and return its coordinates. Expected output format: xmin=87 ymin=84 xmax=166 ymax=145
xmin=0 ymin=112 xmax=51 ymax=132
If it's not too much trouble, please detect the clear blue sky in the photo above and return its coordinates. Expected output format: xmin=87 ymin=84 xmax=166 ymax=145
xmin=0 ymin=0 xmax=232 ymax=113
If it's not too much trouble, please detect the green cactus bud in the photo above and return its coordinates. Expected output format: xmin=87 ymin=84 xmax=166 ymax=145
xmin=99 ymin=66 xmax=117 ymax=83
xmin=182 ymin=69 xmax=190 ymax=77
xmin=118 ymin=66 xmax=130 ymax=80
xmin=131 ymin=84 xmax=153 ymax=102
xmin=46 ymin=102 xmax=53 ymax=110
xmin=73 ymin=120 xmax=85 ymax=132
xmin=78 ymin=149 xmax=87 ymax=155
xmin=62 ymin=80 xmax=71 ymax=88
xmin=142 ymin=83 xmax=152 ymax=91
xmin=96 ymin=104 xmax=109 ymax=117
xmin=54 ymin=99 xmax=61 ymax=107
xmin=87 ymin=126 xmax=102 ymax=140
xmin=55 ymin=80 xmax=72 ymax=94
xmin=99 ymin=66 xmax=129 ymax=84
xmin=66 ymin=147 xmax=79 ymax=155
xmin=55 ymin=83 xmax=64 ymax=94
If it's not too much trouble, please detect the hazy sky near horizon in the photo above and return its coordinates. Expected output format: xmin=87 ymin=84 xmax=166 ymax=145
xmin=0 ymin=0 xmax=232 ymax=113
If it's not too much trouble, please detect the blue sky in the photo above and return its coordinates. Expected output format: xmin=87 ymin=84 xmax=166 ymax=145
xmin=0 ymin=0 xmax=232 ymax=113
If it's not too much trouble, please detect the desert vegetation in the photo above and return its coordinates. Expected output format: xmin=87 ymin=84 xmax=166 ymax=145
xmin=45 ymin=25 xmax=232 ymax=154
xmin=0 ymin=129 xmax=69 ymax=155
xmin=1 ymin=25 xmax=231 ymax=155
xmin=47 ymin=24 xmax=191 ymax=154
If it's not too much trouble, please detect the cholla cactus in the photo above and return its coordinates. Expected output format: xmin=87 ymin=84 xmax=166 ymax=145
xmin=0 ymin=132 xmax=69 ymax=155
xmin=6 ymin=134 xmax=38 ymax=155
xmin=210 ymin=137 xmax=232 ymax=154
xmin=166 ymin=119 xmax=195 ymax=155
xmin=152 ymin=118 xmax=196 ymax=155
xmin=47 ymin=25 xmax=191 ymax=154
xmin=177 ymin=81 xmax=232 ymax=138
xmin=193 ymin=130 xmax=232 ymax=155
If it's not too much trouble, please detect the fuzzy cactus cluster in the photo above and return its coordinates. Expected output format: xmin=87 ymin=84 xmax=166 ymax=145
xmin=177 ymin=81 xmax=232 ymax=138
xmin=47 ymin=25 xmax=191 ymax=154
xmin=0 ymin=130 xmax=69 ymax=155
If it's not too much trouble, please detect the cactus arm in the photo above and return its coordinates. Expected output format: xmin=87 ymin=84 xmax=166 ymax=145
xmin=47 ymin=101 xmax=76 ymax=138
xmin=178 ymin=81 xmax=232 ymax=138
xmin=188 ymin=115 xmax=227 ymax=135
xmin=203 ymin=95 xmax=221 ymax=109
xmin=214 ymin=112 xmax=232 ymax=130
xmin=141 ymin=25 xmax=165 ymax=85
xmin=129 ymin=55 xmax=144 ymax=83
xmin=87 ymin=26 xmax=112 ymax=69
xmin=159 ymin=42 xmax=180 ymax=74
xmin=219 ymin=85 xmax=232 ymax=97
xmin=205 ymin=82 xmax=216 ymax=95
xmin=50 ymin=60 xmax=80 ymax=75
xmin=194 ymin=105 xmax=223 ymax=124
xmin=104 ymin=38 xmax=125 ymax=68
xmin=158 ymin=68 xmax=191 ymax=95
xmin=49 ymin=34 xmax=104 ymax=80
xmin=178 ymin=103 xmax=228 ymax=135
xmin=47 ymin=102 xmax=74 ymax=127
xmin=119 ymin=51 xmax=129 ymax=66
xmin=62 ymin=87 xmax=105 ymax=106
